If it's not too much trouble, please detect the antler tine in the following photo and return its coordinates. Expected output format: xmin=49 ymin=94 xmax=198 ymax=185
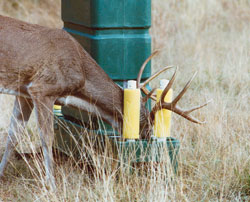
xmin=185 ymin=99 xmax=213 ymax=114
xmin=150 ymin=71 xmax=210 ymax=124
xmin=142 ymin=88 xmax=157 ymax=104
xmin=160 ymin=66 xmax=178 ymax=103
xmin=137 ymin=50 xmax=159 ymax=88
xmin=168 ymin=99 xmax=212 ymax=124
xmin=141 ymin=66 xmax=175 ymax=88
xmin=141 ymin=87 xmax=157 ymax=101
xmin=169 ymin=104 xmax=206 ymax=124
xmin=140 ymin=65 xmax=175 ymax=101
xmin=172 ymin=71 xmax=197 ymax=107
xmin=151 ymin=100 xmax=209 ymax=125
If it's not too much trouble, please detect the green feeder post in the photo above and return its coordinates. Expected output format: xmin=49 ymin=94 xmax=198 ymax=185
xmin=60 ymin=0 xmax=152 ymax=134
xmin=54 ymin=0 xmax=180 ymax=172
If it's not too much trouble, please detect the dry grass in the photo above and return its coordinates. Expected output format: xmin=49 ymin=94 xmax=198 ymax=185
xmin=0 ymin=0 xmax=249 ymax=201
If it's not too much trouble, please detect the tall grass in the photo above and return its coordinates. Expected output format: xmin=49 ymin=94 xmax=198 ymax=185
xmin=0 ymin=0 xmax=249 ymax=201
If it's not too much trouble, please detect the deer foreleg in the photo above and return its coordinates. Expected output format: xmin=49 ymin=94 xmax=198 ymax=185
xmin=31 ymin=95 xmax=56 ymax=190
xmin=0 ymin=96 xmax=33 ymax=177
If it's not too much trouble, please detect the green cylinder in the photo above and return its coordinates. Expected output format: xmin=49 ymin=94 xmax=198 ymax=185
xmin=62 ymin=0 xmax=151 ymax=81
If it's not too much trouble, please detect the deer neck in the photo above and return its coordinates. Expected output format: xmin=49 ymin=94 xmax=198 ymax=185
xmin=60 ymin=49 xmax=151 ymax=136
xmin=60 ymin=54 xmax=123 ymax=131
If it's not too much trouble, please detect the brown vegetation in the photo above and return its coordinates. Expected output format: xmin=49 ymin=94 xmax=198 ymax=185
xmin=0 ymin=0 xmax=249 ymax=201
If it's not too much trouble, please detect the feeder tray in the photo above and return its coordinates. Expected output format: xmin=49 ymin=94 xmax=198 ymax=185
xmin=53 ymin=112 xmax=180 ymax=172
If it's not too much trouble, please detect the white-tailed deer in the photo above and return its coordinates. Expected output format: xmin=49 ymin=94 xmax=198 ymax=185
xmin=0 ymin=15 xmax=210 ymax=189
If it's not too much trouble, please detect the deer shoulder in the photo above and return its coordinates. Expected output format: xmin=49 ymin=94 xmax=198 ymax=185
xmin=0 ymin=15 xmax=87 ymax=97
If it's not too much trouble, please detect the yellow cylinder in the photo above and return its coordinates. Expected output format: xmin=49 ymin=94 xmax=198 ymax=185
xmin=154 ymin=85 xmax=173 ymax=138
xmin=123 ymin=81 xmax=140 ymax=139
xmin=53 ymin=105 xmax=62 ymax=116
xmin=53 ymin=105 xmax=61 ymax=110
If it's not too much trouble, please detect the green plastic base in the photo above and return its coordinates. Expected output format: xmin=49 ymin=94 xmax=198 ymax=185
xmin=112 ymin=137 xmax=179 ymax=162
xmin=54 ymin=113 xmax=180 ymax=172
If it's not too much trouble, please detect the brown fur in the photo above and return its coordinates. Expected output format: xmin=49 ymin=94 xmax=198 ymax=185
xmin=0 ymin=15 xmax=128 ymax=189
xmin=0 ymin=15 xmax=124 ymax=123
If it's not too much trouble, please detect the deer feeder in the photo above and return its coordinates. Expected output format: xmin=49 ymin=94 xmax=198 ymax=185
xmin=54 ymin=0 xmax=180 ymax=171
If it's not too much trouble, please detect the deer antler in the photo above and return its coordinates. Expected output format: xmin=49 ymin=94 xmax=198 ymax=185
xmin=150 ymin=71 xmax=212 ymax=124
xmin=136 ymin=50 xmax=174 ymax=101
xmin=136 ymin=50 xmax=211 ymax=124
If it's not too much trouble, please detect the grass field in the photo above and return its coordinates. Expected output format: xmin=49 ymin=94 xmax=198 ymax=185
xmin=0 ymin=0 xmax=249 ymax=201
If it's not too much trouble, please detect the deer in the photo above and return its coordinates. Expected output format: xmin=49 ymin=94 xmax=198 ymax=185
xmin=0 ymin=15 xmax=210 ymax=190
